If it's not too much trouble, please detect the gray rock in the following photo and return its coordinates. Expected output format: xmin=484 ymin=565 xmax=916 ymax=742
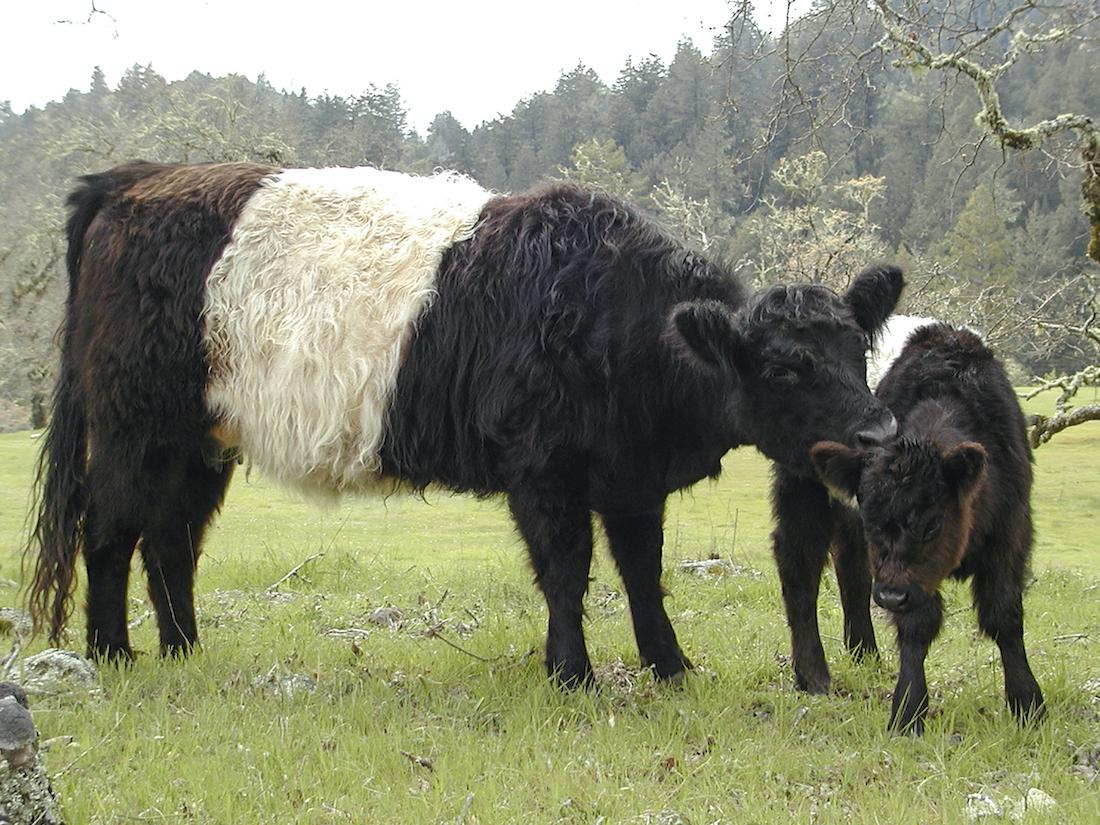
xmin=20 ymin=649 xmax=100 ymax=698
xmin=0 ymin=690 xmax=63 ymax=825
xmin=252 ymin=670 xmax=318 ymax=699
xmin=1004 ymin=788 xmax=1059 ymax=821
xmin=966 ymin=793 xmax=1002 ymax=821
xmin=366 ymin=606 xmax=403 ymax=627
xmin=0 ymin=686 xmax=26 ymax=710
xmin=1023 ymin=788 xmax=1057 ymax=815
xmin=0 ymin=751 xmax=63 ymax=824
xmin=677 ymin=558 xmax=762 ymax=578
xmin=0 ymin=698 xmax=34 ymax=761
xmin=0 ymin=612 xmax=31 ymax=640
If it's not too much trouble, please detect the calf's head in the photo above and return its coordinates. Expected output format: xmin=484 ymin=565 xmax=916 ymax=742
xmin=812 ymin=437 xmax=987 ymax=612
xmin=669 ymin=264 xmax=903 ymax=475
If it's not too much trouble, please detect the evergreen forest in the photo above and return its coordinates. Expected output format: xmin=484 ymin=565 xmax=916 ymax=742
xmin=1 ymin=1 xmax=1097 ymax=429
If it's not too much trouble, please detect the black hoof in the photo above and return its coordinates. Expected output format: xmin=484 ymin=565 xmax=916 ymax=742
xmin=888 ymin=715 xmax=926 ymax=737
xmin=88 ymin=643 xmax=134 ymax=665
xmin=160 ymin=639 xmax=198 ymax=658
xmin=795 ymin=672 xmax=831 ymax=695
xmin=645 ymin=652 xmax=694 ymax=684
xmin=548 ymin=661 xmax=595 ymax=690
xmin=1008 ymin=693 xmax=1046 ymax=725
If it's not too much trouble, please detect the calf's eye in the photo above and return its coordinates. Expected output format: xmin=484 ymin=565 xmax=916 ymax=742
xmin=921 ymin=521 xmax=942 ymax=542
xmin=763 ymin=365 xmax=799 ymax=385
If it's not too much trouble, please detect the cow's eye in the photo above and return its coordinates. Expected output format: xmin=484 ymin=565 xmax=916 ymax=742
xmin=763 ymin=365 xmax=799 ymax=385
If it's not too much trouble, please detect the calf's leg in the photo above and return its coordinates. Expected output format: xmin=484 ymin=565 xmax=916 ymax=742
xmin=602 ymin=506 xmax=691 ymax=682
xmin=889 ymin=593 xmax=943 ymax=734
xmin=508 ymin=476 xmax=594 ymax=688
xmin=772 ymin=471 xmax=834 ymax=693
xmin=830 ymin=503 xmax=878 ymax=660
xmin=971 ymin=550 xmax=1044 ymax=723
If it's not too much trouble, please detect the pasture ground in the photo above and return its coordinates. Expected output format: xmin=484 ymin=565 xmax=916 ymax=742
xmin=0 ymin=389 xmax=1096 ymax=823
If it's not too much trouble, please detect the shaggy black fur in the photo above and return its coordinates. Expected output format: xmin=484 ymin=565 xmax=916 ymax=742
xmin=813 ymin=323 xmax=1043 ymax=733
xmin=30 ymin=165 xmax=903 ymax=689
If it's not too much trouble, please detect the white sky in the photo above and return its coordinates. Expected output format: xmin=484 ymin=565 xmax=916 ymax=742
xmin=1 ymin=0 xmax=800 ymax=132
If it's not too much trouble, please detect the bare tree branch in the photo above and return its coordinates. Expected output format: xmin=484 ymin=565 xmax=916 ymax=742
xmin=55 ymin=1 xmax=119 ymax=38
xmin=871 ymin=0 xmax=1100 ymax=261
xmin=1029 ymin=402 xmax=1100 ymax=447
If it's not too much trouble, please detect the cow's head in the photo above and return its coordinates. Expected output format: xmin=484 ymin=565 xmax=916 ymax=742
xmin=811 ymin=437 xmax=987 ymax=612
xmin=669 ymin=264 xmax=903 ymax=475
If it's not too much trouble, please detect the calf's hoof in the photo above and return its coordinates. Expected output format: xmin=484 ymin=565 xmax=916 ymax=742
xmin=888 ymin=715 xmax=925 ymax=737
xmin=888 ymin=694 xmax=929 ymax=736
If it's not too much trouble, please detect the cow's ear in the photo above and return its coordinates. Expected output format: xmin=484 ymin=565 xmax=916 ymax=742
xmin=811 ymin=441 xmax=863 ymax=498
xmin=845 ymin=264 xmax=904 ymax=335
xmin=942 ymin=441 xmax=986 ymax=497
xmin=668 ymin=301 xmax=742 ymax=378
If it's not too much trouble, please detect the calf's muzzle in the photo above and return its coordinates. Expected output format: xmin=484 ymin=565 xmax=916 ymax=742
xmin=873 ymin=583 xmax=910 ymax=612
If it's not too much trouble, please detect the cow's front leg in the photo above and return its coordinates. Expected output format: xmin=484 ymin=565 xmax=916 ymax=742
xmin=508 ymin=478 xmax=594 ymax=688
xmin=889 ymin=593 xmax=943 ymax=734
xmin=830 ymin=502 xmax=878 ymax=660
xmin=602 ymin=506 xmax=692 ymax=682
xmin=772 ymin=470 xmax=834 ymax=693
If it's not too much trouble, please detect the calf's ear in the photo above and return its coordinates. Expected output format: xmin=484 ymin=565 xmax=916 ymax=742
xmin=942 ymin=441 xmax=986 ymax=497
xmin=844 ymin=264 xmax=904 ymax=335
xmin=668 ymin=301 xmax=742 ymax=378
xmin=811 ymin=441 xmax=863 ymax=497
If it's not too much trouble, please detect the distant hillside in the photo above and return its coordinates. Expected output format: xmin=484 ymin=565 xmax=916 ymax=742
xmin=1 ymin=5 xmax=1097 ymax=427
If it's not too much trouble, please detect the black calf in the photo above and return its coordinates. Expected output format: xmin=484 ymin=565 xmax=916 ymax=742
xmin=813 ymin=323 xmax=1044 ymax=732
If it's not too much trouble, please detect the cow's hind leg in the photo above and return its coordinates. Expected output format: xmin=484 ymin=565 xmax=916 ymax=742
xmin=602 ymin=507 xmax=691 ymax=682
xmin=830 ymin=502 xmax=878 ymax=660
xmin=140 ymin=448 xmax=234 ymax=657
xmin=83 ymin=444 xmax=143 ymax=662
xmin=508 ymin=474 xmax=594 ymax=688
xmin=772 ymin=471 xmax=834 ymax=693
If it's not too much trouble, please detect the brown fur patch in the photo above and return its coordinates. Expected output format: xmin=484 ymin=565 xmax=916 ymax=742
xmin=208 ymin=422 xmax=239 ymax=447
xmin=125 ymin=162 xmax=276 ymax=210
xmin=906 ymin=501 xmax=971 ymax=593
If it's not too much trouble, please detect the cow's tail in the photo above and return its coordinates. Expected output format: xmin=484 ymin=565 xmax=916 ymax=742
xmin=26 ymin=164 xmax=159 ymax=643
xmin=27 ymin=351 xmax=86 ymax=644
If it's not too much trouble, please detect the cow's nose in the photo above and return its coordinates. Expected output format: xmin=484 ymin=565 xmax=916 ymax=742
xmin=856 ymin=412 xmax=897 ymax=448
xmin=873 ymin=584 xmax=909 ymax=611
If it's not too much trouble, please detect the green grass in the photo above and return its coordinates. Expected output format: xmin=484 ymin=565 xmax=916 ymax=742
xmin=0 ymin=404 xmax=1097 ymax=824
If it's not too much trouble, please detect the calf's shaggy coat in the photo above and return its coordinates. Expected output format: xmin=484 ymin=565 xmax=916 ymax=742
xmin=813 ymin=322 xmax=1044 ymax=732
xmin=29 ymin=161 xmax=902 ymax=687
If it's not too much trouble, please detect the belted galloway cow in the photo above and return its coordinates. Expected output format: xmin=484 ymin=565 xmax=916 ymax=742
xmin=28 ymin=162 xmax=901 ymax=687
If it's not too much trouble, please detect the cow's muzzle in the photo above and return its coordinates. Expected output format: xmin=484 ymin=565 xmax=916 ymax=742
xmin=856 ymin=412 xmax=898 ymax=448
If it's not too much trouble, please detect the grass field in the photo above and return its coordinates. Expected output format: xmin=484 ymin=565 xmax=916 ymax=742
xmin=0 ymin=392 xmax=1096 ymax=823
